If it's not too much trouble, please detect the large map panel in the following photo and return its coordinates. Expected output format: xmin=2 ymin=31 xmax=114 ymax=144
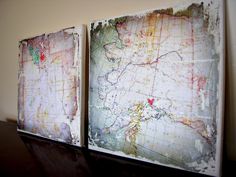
xmin=89 ymin=1 xmax=224 ymax=176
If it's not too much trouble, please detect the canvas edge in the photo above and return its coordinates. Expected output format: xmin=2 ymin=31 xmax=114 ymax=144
xmin=17 ymin=128 xmax=83 ymax=149
xmin=88 ymin=144 xmax=214 ymax=175
xmin=89 ymin=0 xmax=212 ymax=25
xmin=17 ymin=40 xmax=23 ymax=130
xmin=215 ymin=0 xmax=226 ymax=177
xmin=18 ymin=26 xmax=79 ymax=43
xmin=17 ymin=25 xmax=86 ymax=148
xmin=78 ymin=24 xmax=87 ymax=147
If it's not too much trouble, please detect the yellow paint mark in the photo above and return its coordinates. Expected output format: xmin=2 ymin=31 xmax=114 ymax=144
xmin=181 ymin=117 xmax=192 ymax=126
xmin=146 ymin=13 xmax=158 ymax=53
xmin=51 ymin=55 xmax=62 ymax=64
xmin=126 ymin=103 xmax=144 ymax=156
xmin=54 ymin=124 xmax=60 ymax=133
xmin=200 ymin=130 xmax=209 ymax=139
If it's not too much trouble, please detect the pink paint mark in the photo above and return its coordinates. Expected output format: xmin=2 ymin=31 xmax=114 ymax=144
xmin=180 ymin=38 xmax=194 ymax=46
xmin=124 ymin=38 xmax=131 ymax=46
xmin=188 ymin=75 xmax=195 ymax=89
xmin=147 ymin=98 xmax=154 ymax=107
xmin=188 ymin=75 xmax=207 ymax=91
xmin=40 ymin=52 xmax=45 ymax=62
xmin=125 ymin=38 xmax=130 ymax=43
xmin=178 ymin=118 xmax=211 ymax=143
xmin=197 ymin=76 xmax=207 ymax=92
xmin=117 ymin=22 xmax=127 ymax=30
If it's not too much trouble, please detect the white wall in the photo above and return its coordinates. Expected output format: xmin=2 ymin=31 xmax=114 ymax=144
xmin=0 ymin=0 xmax=235 ymax=160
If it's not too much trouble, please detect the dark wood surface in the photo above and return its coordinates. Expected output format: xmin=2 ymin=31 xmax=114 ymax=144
xmin=0 ymin=121 xmax=234 ymax=177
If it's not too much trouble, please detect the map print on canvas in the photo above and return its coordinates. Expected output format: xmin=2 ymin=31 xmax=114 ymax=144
xmin=18 ymin=26 xmax=85 ymax=146
xmin=89 ymin=1 xmax=224 ymax=176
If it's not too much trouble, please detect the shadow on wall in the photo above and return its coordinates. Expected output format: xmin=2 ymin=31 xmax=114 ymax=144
xmin=6 ymin=117 xmax=17 ymax=124
xmin=225 ymin=0 xmax=236 ymax=161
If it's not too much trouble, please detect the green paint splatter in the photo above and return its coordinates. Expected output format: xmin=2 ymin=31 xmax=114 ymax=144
xmin=29 ymin=46 xmax=40 ymax=65
xmin=90 ymin=19 xmax=124 ymax=67
xmin=33 ymin=49 xmax=40 ymax=65
xmin=29 ymin=46 xmax=34 ymax=56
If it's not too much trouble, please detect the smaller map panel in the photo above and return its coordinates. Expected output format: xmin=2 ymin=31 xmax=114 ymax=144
xmin=18 ymin=26 xmax=85 ymax=146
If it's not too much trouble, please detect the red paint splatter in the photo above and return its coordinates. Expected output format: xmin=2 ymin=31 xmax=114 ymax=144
xmin=40 ymin=52 xmax=45 ymax=62
xmin=147 ymin=98 xmax=154 ymax=107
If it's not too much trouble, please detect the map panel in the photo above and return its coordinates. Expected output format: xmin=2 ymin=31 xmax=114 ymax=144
xmin=89 ymin=1 xmax=224 ymax=176
xmin=18 ymin=27 xmax=85 ymax=146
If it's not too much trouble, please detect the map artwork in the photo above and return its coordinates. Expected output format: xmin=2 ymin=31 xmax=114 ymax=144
xmin=89 ymin=0 xmax=224 ymax=176
xmin=18 ymin=26 xmax=85 ymax=146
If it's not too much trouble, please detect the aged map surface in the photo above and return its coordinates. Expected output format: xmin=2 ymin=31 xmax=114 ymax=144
xmin=89 ymin=1 xmax=223 ymax=175
xmin=18 ymin=27 xmax=83 ymax=146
